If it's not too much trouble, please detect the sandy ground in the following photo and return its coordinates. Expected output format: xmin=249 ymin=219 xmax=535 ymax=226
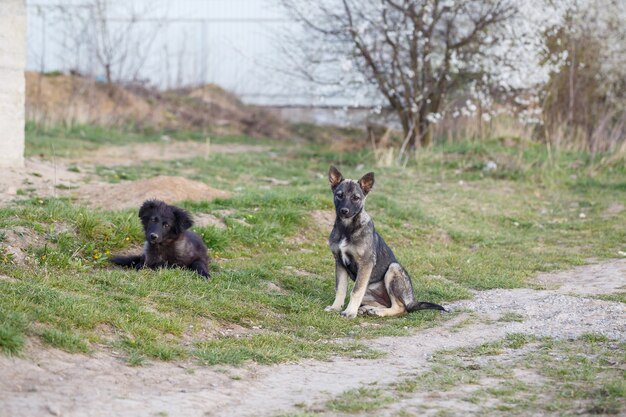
xmin=0 ymin=141 xmax=267 ymax=205
xmin=1 ymin=259 xmax=624 ymax=417
xmin=0 ymin=158 xmax=85 ymax=204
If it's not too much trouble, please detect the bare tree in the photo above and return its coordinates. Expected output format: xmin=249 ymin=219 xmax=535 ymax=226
xmin=55 ymin=0 xmax=166 ymax=92
xmin=540 ymin=0 xmax=626 ymax=153
xmin=281 ymin=0 xmax=517 ymax=148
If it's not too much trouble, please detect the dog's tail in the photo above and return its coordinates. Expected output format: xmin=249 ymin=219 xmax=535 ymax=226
xmin=110 ymin=255 xmax=144 ymax=269
xmin=406 ymin=301 xmax=447 ymax=313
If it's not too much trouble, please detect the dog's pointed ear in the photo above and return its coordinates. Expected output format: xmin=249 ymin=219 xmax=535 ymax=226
xmin=358 ymin=172 xmax=375 ymax=195
xmin=329 ymin=166 xmax=344 ymax=190
xmin=174 ymin=207 xmax=194 ymax=230
xmin=139 ymin=200 xmax=158 ymax=218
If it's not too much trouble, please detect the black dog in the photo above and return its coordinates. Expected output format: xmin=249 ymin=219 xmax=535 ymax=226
xmin=111 ymin=199 xmax=211 ymax=279
xmin=326 ymin=166 xmax=446 ymax=317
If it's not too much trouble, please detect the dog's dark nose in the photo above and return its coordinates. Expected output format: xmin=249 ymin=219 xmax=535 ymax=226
xmin=149 ymin=233 xmax=158 ymax=241
xmin=340 ymin=208 xmax=349 ymax=216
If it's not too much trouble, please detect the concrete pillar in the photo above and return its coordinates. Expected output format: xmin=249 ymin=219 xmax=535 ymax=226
xmin=0 ymin=0 xmax=26 ymax=168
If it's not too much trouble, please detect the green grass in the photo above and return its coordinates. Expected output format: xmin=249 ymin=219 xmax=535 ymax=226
xmin=194 ymin=334 xmax=379 ymax=366
xmin=24 ymin=122 xmax=279 ymax=159
xmin=498 ymin=312 xmax=525 ymax=322
xmin=326 ymin=386 xmax=393 ymax=413
xmin=0 ymin=309 xmax=27 ymax=355
xmin=39 ymin=327 xmax=90 ymax=353
xmin=25 ymin=122 xmax=162 ymax=158
xmin=0 ymin=123 xmax=624 ymax=364
xmin=596 ymin=292 xmax=626 ymax=304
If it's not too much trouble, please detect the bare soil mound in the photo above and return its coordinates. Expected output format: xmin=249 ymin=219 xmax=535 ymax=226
xmin=0 ymin=227 xmax=44 ymax=265
xmin=78 ymin=176 xmax=231 ymax=210
xmin=193 ymin=213 xmax=227 ymax=229
xmin=26 ymin=72 xmax=289 ymax=138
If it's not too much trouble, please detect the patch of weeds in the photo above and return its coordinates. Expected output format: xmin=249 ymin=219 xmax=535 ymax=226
xmin=39 ymin=327 xmax=90 ymax=353
xmin=326 ymin=386 xmax=393 ymax=413
xmin=580 ymin=332 xmax=609 ymax=344
xmin=448 ymin=315 xmax=477 ymax=332
xmin=433 ymin=411 xmax=457 ymax=417
xmin=117 ymin=336 xmax=186 ymax=362
xmin=503 ymin=333 xmax=534 ymax=349
xmin=126 ymin=351 xmax=146 ymax=367
xmin=318 ymin=335 xmax=625 ymax=416
xmin=588 ymin=380 xmax=626 ymax=415
xmin=484 ymin=379 xmax=532 ymax=397
xmin=595 ymin=292 xmax=626 ymax=304
xmin=395 ymin=411 xmax=417 ymax=417
xmin=196 ymin=226 xmax=230 ymax=253
xmin=0 ymin=309 xmax=27 ymax=355
xmin=194 ymin=334 xmax=377 ymax=366
xmin=498 ymin=312 xmax=525 ymax=322
xmin=523 ymin=337 xmax=626 ymax=415
xmin=95 ymin=166 xmax=141 ymax=183
xmin=395 ymin=360 xmax=481 ymax=393
xmin=470 ymin=340 xmax=504 ymax=356
xmin=1 ymin=248 xmax=14 ymax=265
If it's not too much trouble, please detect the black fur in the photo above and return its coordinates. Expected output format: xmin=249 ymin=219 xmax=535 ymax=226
xmin=111 ymin=199 xmax=211 ymax=279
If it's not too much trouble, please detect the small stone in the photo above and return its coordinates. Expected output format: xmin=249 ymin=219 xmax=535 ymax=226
xmin=46 ymin=404 xmax=61 ymax=416
xmin=483 ymin=160 xmax=497 ymax=172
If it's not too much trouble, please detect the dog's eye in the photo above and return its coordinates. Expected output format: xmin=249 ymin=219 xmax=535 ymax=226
xmin=336 ymin=192 xmax=344 ymax=199
xmin=352 ymin=195 xmax=361 ymax=201
xmin=163 ymin=222 xmax=169 ymax=228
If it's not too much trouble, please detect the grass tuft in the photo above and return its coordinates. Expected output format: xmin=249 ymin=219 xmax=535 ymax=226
xmin=39 ymin=328 xmax=90 ymax=353
xmin=0 ymin=310 xmax=26 ymax=355
xmin=326 ymin=387 xmax=393 ymax=413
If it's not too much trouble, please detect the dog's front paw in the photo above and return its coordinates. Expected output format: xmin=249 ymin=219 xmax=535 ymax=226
xmin=325 ymin=305 xmax=341 ymax=312
xmin=362 ymin=306 xmax=382 ymax=316
xmin=340 ymin=310 xmax=357 ymax=318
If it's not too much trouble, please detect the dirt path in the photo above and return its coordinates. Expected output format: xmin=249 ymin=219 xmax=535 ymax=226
xmin=1 ymin=260 xmax=625 ymax=417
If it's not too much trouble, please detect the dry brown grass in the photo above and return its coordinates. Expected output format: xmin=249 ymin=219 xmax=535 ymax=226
xmin=25 ymin=72 xmax=289 ymax=138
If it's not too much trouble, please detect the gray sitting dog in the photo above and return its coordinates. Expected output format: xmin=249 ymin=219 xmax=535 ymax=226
xmin=326 ymin=166 xmax=446 ymax=318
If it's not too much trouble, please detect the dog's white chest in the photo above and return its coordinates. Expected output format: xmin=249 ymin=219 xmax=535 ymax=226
xmin=339 ymin=238 xmax=350 ymax=266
